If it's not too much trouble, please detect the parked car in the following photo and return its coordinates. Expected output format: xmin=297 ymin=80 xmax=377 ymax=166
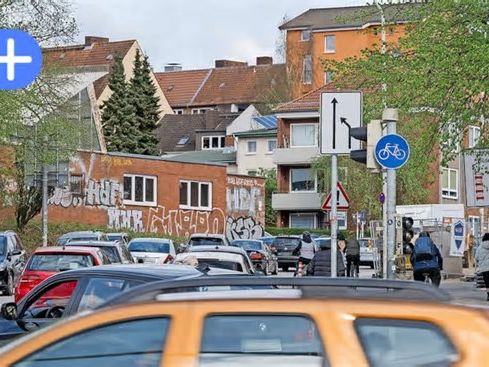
xmin=0 ymin=264 xmax=241 ymax=345
xmin=231 ymin=239 xmax=278 ymax=275
xmin=176 ymin=245 xmax=255 ymax=274
xmin=106 ymin=232 xmax=129 ymax=245
xmin=66 ymin=240 xmax=134 ymax=264
xmin=0 ymin=231 xmax=26 ymax=296
xmin=14 ymin=246 xmax=110 ymax=303
xmin=188 ymin=233 xmax=231 ymax=247
xmin=127 ymin=238 xmax=176 ymax=264
xmin=272 ymin=235 xmax=302 ymax=272
xmin=56 ymin=231 xmax=107 ymax=246
xmin=2 ymin=277 xmax=488 ymax=366
xmin=258 ymin=236 xmax=275 ymax=246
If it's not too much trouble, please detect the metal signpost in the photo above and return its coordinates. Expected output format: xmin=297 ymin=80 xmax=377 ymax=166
xmin=320 ymin=91 xmax=362 ymax=277
xmin=375 ymin=109 xmax=409 ymax=278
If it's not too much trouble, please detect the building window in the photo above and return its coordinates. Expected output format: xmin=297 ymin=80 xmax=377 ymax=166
xmin=441 ymin=168 xmax=458 ymax=199
xmin=123 ymin=174 xmax=157 ymax=206
xmin=302 ymin=55 xmax=312 ymax=85
xmin=290 ymin=213 xmax=317 ymax=229
xmin=290 ymin=168 xmax=316 ymax=192
xmin=69 ymin=174 xmax=84 ymax=195
xmin=177 ymin=136 xmax=189 ymax=146
xmin=324 ymin=35 xmax=336 ymax=53
xmin=179 ymin=180 xmax=212 ymax=210
xmin=291 ymin=123 xmax=317 ymax=147
xmin=324 ymin=71 xmax=334 ymax=84
xmin=192 ymin=108 xmax=213 ymax=114
xmin=469 ymin=126 xmax=480 ymax=148
xmin=202 ymin=136 xmax=225 ymax=150
xmin=301 ymin=29 xmax=311 ymax=42
xmin=174 ymin=109 xmax=184 ymax=115
xmin=247 ymin=170 xmax=258 ymax=177
xmin=267 ymin=139 xmax=277 ymax=153
xmin=247 ymin=140 xmax=257 ymax=154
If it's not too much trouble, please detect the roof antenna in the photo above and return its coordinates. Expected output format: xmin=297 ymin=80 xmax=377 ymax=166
xmin=196 ymin=263 xmax=211 ymax=275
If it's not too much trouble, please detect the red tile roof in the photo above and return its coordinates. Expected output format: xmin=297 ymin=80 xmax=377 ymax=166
xmin=43 ymin=39 xmax=135 ymax=68
xmin=155 ymin=69 xmax=211 ymax=107
xmin=275 ymin=83 xmax=336 ymax=113
xmin=155 ymin=64 xmax=286 ymax=108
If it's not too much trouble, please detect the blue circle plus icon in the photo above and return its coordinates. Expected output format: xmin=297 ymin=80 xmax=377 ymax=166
xmin=0 ymin=29 xmax=42 ymax=90
xmin=375 ymin=134 xmax=410 ymax=169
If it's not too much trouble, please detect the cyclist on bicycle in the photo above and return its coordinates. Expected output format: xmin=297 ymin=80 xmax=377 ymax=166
xmin=345 ymin=235 xmax=360 ymax=277
xmin=292 ymin=231 xmax=316 ymax=275
xmin=410 ymin=232 xmax=443 ymax=286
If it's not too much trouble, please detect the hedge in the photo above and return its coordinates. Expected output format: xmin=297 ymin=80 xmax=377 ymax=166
xmin=265 ymin=227 xmax=350 ymax=238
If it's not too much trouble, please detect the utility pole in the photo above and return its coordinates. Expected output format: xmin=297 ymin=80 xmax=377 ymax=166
xmin=41 ymin=136 xmax=48 ymax=247
xmin=331 ymin=154 xmax=338 ymax=278
xmin=383 ymin=108 xmax=399 ymax=279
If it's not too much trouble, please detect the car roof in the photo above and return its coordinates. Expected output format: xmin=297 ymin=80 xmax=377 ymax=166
xmin=66 ymin=241 xmax=119 ymax=247
xmin=106 ymin=232 xmax=128 ymax=236
xmin=231 ymin=239 xmax=262 ymax=243
xmin=129 ymin=238 xmax=172 ymax=243
xmin=188 ymin=245 xmax=247 ymax=255
xmin=58 ymin=231 xmax=103 ymax=239
xmin=274 ymin=235 xmax=301 ymax=239
xmin=32 ymin=246 xmax=102 ymax=255
xmin=190 ymin=233 xmax=226 ymax=239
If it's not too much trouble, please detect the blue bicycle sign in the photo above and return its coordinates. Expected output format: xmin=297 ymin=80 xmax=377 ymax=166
xmin=375 ymin=134 xmax=410 ymax=169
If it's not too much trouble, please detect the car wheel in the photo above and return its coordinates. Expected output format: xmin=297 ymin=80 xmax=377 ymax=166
xmin=4 ymin=272 xmax=14 ymax=296
xmin=282 ymin=266 xmax=289 ymax=272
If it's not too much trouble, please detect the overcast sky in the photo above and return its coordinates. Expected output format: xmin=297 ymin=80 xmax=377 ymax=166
xmin=72 ymin=0 xmax=365 ymax=71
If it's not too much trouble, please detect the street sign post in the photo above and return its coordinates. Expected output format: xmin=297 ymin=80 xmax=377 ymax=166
xmin=375 ymin=134 xmax=410 ymax=169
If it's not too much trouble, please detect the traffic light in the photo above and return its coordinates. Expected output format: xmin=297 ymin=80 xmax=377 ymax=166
xmin=344 ymin=119 xmax=382 ymax=169
xmin=402 ymin=216 xmax=414 ymax=254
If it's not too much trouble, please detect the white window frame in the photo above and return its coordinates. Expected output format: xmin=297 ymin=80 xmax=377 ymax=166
xmin=192 ymin=108 xmax=213 ymax=114
xmin=289 ymin=168 xmax=317 ymax=193
xmin=324 ymin=35 xmax=336 ymax=53
xmin=290 ymin=123 xmax=318 ymax=147
xmin=301 ymin=29 xmax=311 ymax=42
xmin=302 ymin=55 xmax=312 ymax=85
xmin=202 ymin=135 xmax=225 ymax=150
xmin=174 ymin=109 xmax=184 ymax=115
xmin=468 ymin=125 xmax=480 ymax=148
xmin=441 ymin=167 xmax=458 ymax=200
xmin=179 ymin=180 xmax=212 ymax=211
xmin=123 ymin=174 xmax=157 ymax=207
xmin=324 ymin=71 xmax=334 ymax=84
xmin=246 ymin=140 xmax=257 ymax=155
xmin=289 ymin=213 xmax=317 ymax=229
xmin=267 ymin=139 xmax=277 ymax=154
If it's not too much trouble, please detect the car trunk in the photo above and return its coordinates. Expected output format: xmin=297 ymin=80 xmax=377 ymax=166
xmin=15 ymin=270 xmax=55 ymax=302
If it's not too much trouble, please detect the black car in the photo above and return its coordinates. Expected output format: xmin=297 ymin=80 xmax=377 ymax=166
xmin=66 ymin=240 xmax=134 ymax=264
xmin=272 ymin=235 xmax=302 ymax=272
xmin=0 ymin=264 xmax=239 ymax=345
xmin=231 ymin=239 xmax=278 ymax=275
xmin=0 ymin=231 xmax=27 ymax=296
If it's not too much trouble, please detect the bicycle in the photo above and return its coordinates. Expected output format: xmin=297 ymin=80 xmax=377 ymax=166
xmin=378 ymin=143 xmax=407 ymax=161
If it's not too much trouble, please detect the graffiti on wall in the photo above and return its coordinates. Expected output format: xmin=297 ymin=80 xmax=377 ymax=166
xmin=227 ymin=187 xmax=263 ymax=215
xmin=226 ymin=216 xmax=264 ymax=241
xmin=49 ymin=179 xmax=121 ymax=208
xmin=108 ymin=209 xmax=144 ymax=232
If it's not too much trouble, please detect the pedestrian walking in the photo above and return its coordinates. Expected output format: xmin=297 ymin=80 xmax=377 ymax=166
xmin=306 ymin=238 xmax=345 ymax=277
xmin=345 ymin=235 xmax=360 ymax=277
xmin=475 ymin=233 xmax=489 ymax=301
xmin=292 ymin=232 xmax=317 ymax=276
xmin=410 ymin=232 xmax=443 ymax=287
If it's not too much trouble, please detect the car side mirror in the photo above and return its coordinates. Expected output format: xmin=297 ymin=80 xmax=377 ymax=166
xmin=1 ymin=302 xmax=18 ymax=320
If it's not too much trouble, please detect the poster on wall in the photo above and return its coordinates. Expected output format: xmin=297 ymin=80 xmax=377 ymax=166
xmin=449 ymin=219 xmax=466 ymax=257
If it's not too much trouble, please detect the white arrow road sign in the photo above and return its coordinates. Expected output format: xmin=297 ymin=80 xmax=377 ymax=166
xmin=320 ymin=91 xmax=362 ymax=154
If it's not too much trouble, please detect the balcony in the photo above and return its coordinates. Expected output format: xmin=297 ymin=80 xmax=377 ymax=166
xmin=273 ymin=146 xmax=320 ymax=165
xmin=272 ymin=192 xmax=324 ymax=211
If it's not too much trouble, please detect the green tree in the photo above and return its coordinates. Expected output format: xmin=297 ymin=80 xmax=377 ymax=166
xmin=128 ymin=50 xmax=160 ymax=155
xmin=257 ymin=168 xmax=277 ymax=227
xmin=101 ymin=56 xmax=138 ymax=153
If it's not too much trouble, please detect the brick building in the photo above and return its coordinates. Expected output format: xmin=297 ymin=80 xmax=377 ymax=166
xmin=48 ymin=151 xmax=265 ymax=241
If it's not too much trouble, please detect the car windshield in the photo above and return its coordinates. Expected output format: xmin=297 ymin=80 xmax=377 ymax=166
xmin=232 ymin=241 xmax=261 ymax=251
xmin=0 ymin=236 xmax=6 ymax=256
xmin=260 ymin=238 xmax=274 ymax=246
xmin=98 ymin=247 xmax=122 ymax=263
xmin=128 ymin=241 xmax=170 ymax=253
xmin=189 ymin=237 xmax=224 ymax=246
xmin=107 ymin=235 xmax=123 ymax=241
xmin=28 ymin=254 xmax=94 ymax=271
xmin=197 ymin=259 xmax=243 ymax=272
xmin=272 ymin=237 xmax=300 ymax=249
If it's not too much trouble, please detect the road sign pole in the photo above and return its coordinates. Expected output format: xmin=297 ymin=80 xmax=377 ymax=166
xmin=383 ymin=108 xmax=399 ymax=279
xmin=331 ymin=154 xmax=338 ymax=278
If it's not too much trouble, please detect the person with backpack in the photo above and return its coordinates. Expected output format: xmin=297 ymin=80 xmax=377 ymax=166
xmin=410 ymin=232 xmax=443 ymax=286
xmin=345 ymin=235 xmax=360 ymax=277
xmin=292 ymin=232 xmax=317 ymax=275
xmin=306 ymin=238 xmax=345 ymax=277
xmin=475 ymin=233 xmax=489 ymax=301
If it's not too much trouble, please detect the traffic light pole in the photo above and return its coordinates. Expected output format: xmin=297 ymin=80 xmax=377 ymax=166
xmin=384 ymin=108 xmax=398 ymax=279
xmin=331 ymin=154 xmax=338 ymax=278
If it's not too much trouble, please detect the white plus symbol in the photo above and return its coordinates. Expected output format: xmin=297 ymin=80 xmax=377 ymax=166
xmin=0 ymin=38 xmax=33 ymax=81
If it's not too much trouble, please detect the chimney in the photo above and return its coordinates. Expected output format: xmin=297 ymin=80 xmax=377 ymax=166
xmin=215 ymin=59 xmax=248 ymax=68
xmin=164 ymin=63 xmax=183 ymax=72
xmin=204 ymin=110 xmax=220 ymax=130
xmin=256 ymin=56 xmax=273 ymax=65
xmin=85 ymin=36 xmax=109 ymax=46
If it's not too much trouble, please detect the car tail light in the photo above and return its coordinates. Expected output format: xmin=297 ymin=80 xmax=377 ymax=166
xmin=250 ymin=252 xmax=263 ymax=260
xmin=19 ymin=274 xmax=41 ymax=284
xmin=164 ymin=254 xmax=174 ymax=263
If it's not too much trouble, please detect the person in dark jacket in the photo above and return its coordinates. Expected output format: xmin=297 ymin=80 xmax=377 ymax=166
xmin=345 ymin=237 xmax=360 ymax=277
xmin=410 ymin=232 xmax=443 ymax=287
xmin=306 ymin=238 xmax=345 ymax=277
